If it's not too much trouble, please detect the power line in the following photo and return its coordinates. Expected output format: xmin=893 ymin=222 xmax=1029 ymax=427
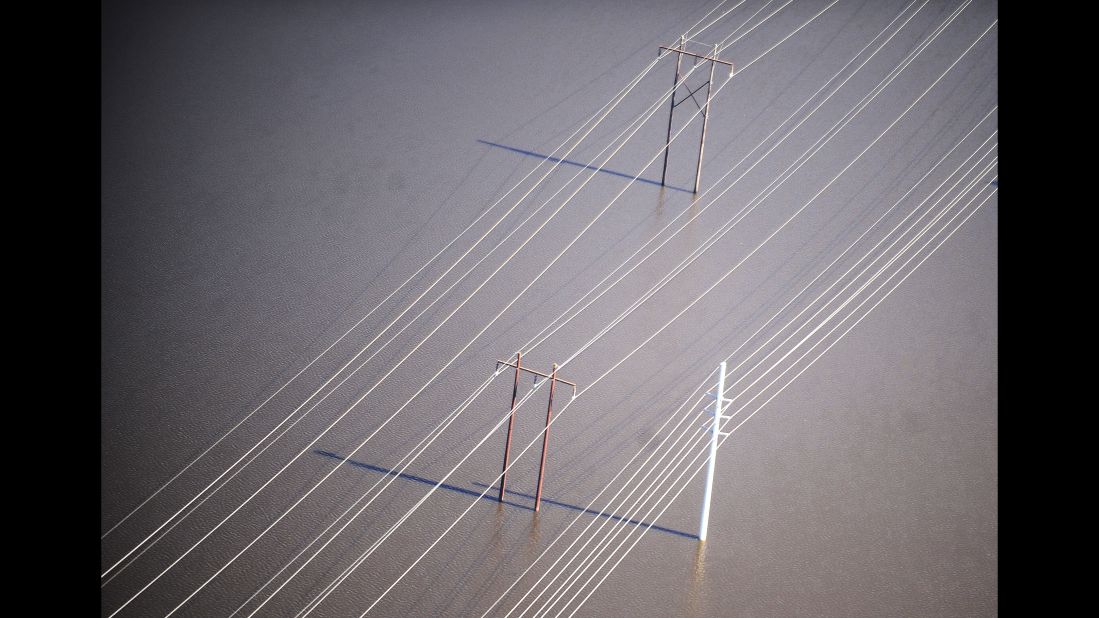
xmin=301 ymin=7 xmax=870 ymax=615
xmin=109 ymin=20 xmax=730 ymax=618
xmin=102 ymin=24 xmax=674 ymax=582
xmin=488 ymin=105 xmax=995 ymax=616
xmin=558 ymin=180 xmax=997 ymax=618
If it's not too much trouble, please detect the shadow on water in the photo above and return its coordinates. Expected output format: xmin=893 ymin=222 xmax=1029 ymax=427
xmin=477 ymin=139 xmax=697 ymax=194
xmin=233 ymin=0 xmax=848 ymax=455
xmin=254 ymin=5 xmax=713 ymax=420
xmin=547 ymin=48 xmax=999 ymax=493
xmin=257 ymin=7 xmax=996 ymax=612
xmin=313 ymin=450 xmax=696 ymax=539
xmin=399 ymin=67 xmax=997 ymax=543
xmin=456 ymin=0 xmax=880 ymax=374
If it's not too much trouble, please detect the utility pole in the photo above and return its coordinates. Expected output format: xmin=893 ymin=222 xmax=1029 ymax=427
xmin=498 ymin=352 xmax=523 ymax=503
xmin=657 ymin=40 xmax=734 ymax=194
xmin=699 ymin=361 xmax=731 ymax=542
xmin=494 ymin=356 xmax=576 ymax=512
xmin=534 ymin=363 xmax=558 ymax=512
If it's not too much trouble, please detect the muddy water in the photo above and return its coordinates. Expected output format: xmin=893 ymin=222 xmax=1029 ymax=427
xmin=102 ymin=0 xmax=996 ymax=615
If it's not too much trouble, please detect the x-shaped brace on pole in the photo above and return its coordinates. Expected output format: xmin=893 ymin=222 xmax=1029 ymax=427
xmin=658 ymin=40 xmax=734 ymax=193
xmin=672 ymin=79 xmax=713 ymax=114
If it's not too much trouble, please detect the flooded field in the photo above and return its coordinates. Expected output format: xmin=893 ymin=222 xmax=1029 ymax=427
xmin=102 ymin=0 xmax=997 ymax=615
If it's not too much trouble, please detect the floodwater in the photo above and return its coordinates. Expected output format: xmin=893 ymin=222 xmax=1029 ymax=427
xmin=101 ymin=0 xmax=997 ymax=616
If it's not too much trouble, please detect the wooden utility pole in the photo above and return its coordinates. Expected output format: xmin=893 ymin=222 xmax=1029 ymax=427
xmin=658 ymin=39 xmax=734 ymax=194
xmin=494 ymin=356 xmax=576 ymax=512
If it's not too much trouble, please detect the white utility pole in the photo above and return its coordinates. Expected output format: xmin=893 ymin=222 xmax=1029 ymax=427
xmin=699 ymin=361 xmax=729 ymax=542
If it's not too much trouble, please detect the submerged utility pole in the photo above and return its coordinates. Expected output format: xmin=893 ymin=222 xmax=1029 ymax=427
xmin=494 ymin=355 xmax=576 ymax=512
xmin=498 ymin=352 xmax=523 ymax=503
xmin=658 ymin=38 xmax=734 ymax=194
xmin=535 ymin=363 xmax=558 ymax=512
xmin=699 ymin=361 xmax=731 ymax=542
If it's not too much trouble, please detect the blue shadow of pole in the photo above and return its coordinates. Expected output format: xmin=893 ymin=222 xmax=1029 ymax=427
xmin=476 ymin=139 xmax=695 ymax=195
xmin=470 ymin=482 xmax=697 ymax=540
xmin=314 ymin=450 xmax=697 ymax=540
